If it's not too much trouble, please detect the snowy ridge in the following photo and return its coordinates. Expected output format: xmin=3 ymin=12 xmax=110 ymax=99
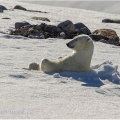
xmin=0 ymin=0 xmax=120 ymax=119
xmin=52 ymin=61 xmax=120 ymax=87
xmin=21 ymin=1 xmax=120 ymax=15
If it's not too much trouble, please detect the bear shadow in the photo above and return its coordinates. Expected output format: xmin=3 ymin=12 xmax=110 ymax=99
xmin=45 ymin=61 xmax=120 ymax=87
xmin=45 ymin=71 xmax=104 ymax=87
xmin=45 ymin=68 xmax=120 ymax=88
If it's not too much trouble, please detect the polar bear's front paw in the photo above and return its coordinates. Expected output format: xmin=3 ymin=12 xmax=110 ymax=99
xmin=29 ymin=62 xmax=40 ymax=70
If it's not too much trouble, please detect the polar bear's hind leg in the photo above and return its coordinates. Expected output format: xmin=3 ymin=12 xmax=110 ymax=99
xmin=41 ymin=59 xmax=58 ymax=72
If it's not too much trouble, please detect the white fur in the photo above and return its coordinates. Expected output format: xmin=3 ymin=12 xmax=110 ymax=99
xmin=40 ymin=34 xmax=94 ymax=72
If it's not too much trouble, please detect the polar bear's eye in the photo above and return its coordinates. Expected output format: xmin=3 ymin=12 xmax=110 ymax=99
xmin=87 ymin=38 xmax=90 ymax=41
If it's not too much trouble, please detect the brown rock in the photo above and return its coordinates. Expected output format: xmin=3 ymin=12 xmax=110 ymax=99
xmin=10 ymin=26 xmax=29 ymax=37
xmin=92 ymin=29 xmax=119 ymax=42
xmin=14 ymin=5 xmax=26 ymax=11
xmin=91 ymin=29 xmax=120 ymax=46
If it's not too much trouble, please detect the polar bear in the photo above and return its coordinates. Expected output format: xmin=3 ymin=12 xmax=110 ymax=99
xmin=29 ymin=34 xmax=94 ymax=72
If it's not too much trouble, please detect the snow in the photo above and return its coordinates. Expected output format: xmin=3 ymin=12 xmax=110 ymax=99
xmin=0 ymin=0 xmax=120 ymax=119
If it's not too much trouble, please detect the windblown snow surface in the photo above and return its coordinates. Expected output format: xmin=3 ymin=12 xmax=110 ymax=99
xmin=0 ymin=0 xmax=120 ymax=119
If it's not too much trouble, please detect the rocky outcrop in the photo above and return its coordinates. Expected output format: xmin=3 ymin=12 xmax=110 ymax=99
xmin=9 ymin=20 xmax=120 ymax=46
xmin=15 ymin=21 xmax=31 ymax=29
xmin=102 ymin=19 xmax=120 ymax=24
xmin=31 ymin=17 xmax=50 ymax=22
xmin=10 ymin=20 xmax=93 ymax=39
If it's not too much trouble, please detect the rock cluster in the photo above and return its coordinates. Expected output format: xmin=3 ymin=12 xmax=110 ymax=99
xmin=10 ymin=20 xmax=92 ymax=39
xmin=9 ymin=20 xmax=120 ymax=46
xmin=1 ymin=4 xmax=119 ymax=46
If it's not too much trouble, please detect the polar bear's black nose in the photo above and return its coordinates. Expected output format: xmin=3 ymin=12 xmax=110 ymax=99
xmin=66 ymin=43 xmax=69 ymax=47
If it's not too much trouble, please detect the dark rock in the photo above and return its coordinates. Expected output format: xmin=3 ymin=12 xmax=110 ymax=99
xmin=65 ymin=32 xmax=77 ymax=39
xmin=15 ymin=21 xmax=31 ymax=29
xmin=2 ymin=17 xmax=11 ymax=19
xmin=99 ymin=39 xmax=109 ymax=44
xmin=74 ymin=23 xmax=91 ymax=35
xmin=31 ymin=17 xmax=50 ymax=22
xmin=99 ymin=38 xmax=120 ymax=46
xmin=44 ymin=25 xmax=61 ymax=33
xmin=74 ymin=22 xmax=87 ymax=29
xmin=89 ymin=34 xmax=108 ymax=41
xmin=57 ymin=20 xmax=76 ymax=33
xmin=102 ymin=19 xmax=120 ymax=24
xmin=0 ymin=5 xmax=7 ymax=11
xmin=108 ymin=38 xmax=120 ymax=45
xmin=27 ymin=10 xmax=48 ymax=13
xmin=35 ymin=25 xmax=42 ymax=31
xmin=79 ymin=27 xmax=91 ymax=35
xmin=14 ymin=5 xmax=26 ymax=11
xmin=0 ymin=9 xmax=3 ymax=13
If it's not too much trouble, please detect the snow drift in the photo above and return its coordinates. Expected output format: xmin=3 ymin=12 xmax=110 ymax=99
xmin=0 ymin=0 xmax=120 ymax=119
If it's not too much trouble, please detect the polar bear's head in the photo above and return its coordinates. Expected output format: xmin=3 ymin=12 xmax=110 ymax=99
xmin=66 ymin=34 xmax=94 ymax=52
